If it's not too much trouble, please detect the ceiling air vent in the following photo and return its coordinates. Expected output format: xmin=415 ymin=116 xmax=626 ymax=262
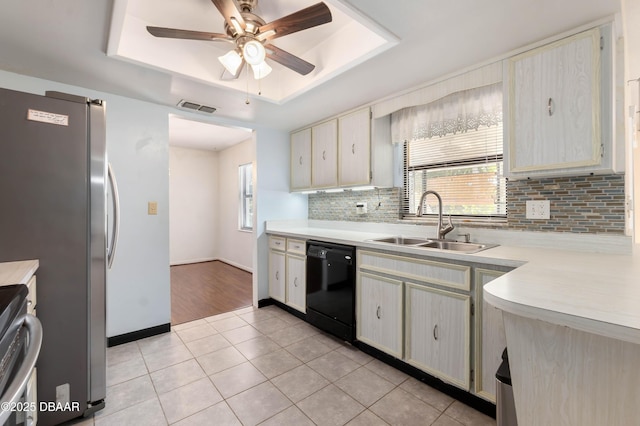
xmin=177 ymin=100 xmax=217 ymax=114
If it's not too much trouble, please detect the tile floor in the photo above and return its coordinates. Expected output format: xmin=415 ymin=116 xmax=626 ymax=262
xmin=68 ymin=305 xmax=496 ymax=426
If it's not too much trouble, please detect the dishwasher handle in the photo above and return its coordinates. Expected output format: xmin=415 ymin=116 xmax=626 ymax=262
xmin=307 ymin=245 xmax=354 ymax=265
xmin=0 ymin=314 xmax=43 ymax=425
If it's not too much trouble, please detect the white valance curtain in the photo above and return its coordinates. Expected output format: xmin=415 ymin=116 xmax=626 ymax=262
xmin=391 ymin=82 xmax=503 ymax=143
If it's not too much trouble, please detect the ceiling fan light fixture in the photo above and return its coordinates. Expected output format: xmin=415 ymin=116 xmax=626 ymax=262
xmin=250 ymin=61 xmax=272 ymax=79
xmin=243 ymin=40 xmax=266 ymax=66
xmin=218 ymin=49 xmax=243 ymax=76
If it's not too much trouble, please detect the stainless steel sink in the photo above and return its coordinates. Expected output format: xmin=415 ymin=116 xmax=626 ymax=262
xmin=417 ymin=240 xmax=494 ymax=253
xmin=371 ymin=236 xmax=432 ymax=245
xmin=369 ymin=236 xmax=496 ymax=253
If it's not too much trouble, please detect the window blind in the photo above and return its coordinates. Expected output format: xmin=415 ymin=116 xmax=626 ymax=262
xmin=402 ymin=123 xmax=506 ymax=218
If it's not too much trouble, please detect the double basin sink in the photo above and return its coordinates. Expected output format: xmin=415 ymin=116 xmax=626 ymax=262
xmin=369 ymin=236 xmax=496 ymax=254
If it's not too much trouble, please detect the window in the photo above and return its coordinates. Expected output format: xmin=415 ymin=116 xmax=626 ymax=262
xmin=239 ymin=163 xmax=253 ymax=230
xmin=393 ymin=83 xmax=506 ymax=219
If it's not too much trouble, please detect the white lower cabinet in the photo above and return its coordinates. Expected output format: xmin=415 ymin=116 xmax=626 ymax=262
xmin=268 ymin=235 xmax=306 ymax=313
xmin=268 ymin=249 xmax=286 ymax=303
xmin=355 ymin=248 xmax=515 ymax=402
xmin=356 ymin=272 xmax=403 ymax=358
xmin=405 ymin=283 xmax=471 ymax=389
xmin=474 ymin=268 xmax=507 ymax=402
xmin=286 ymin=254 xmax=306 ymax=313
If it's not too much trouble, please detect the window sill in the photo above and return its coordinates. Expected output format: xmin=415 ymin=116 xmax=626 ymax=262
xmin=400 ymin=216 xmax=508 ymax=229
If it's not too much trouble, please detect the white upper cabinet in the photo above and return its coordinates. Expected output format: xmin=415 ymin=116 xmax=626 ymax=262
xmin=504 ymin=24 xmax=623 ymax=179
xmin=289 ymin=107 xmax=393 ymax=191
xmin=311 ymin=119 xmax=338 ymax=188
xmin=290 ymin=128 xmax=312 ymax=190
xmin=339 ymin=107 xmax=371 ymax=186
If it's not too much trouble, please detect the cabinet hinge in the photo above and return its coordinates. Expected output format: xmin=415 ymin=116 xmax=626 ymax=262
xmin=470 ymin=303 xmax=475 ymax=316
xmin=370 ymin=110 xmax=373 ymax=119
xmin=470 ymin=369 xmax=474 ymax=382
xmin=600 ymin=36 xmax=604 ymax=50
xmin=601 ymin=143 xmax=604 ymax=158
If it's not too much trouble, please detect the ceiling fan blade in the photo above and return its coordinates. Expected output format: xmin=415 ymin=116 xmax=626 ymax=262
xmin=211 ymin=0 xmax=246 ymax=34
xmin=146 ymin=26 xmax=230 ymax=42
xmin=265 ymin=45 xmax=315 ymax=75
xmin=257 ymin=2 xmax=332 ymax=42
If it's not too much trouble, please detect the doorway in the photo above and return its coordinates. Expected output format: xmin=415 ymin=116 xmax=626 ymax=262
xmin=168 ymin=115 xmax=255 ymax=325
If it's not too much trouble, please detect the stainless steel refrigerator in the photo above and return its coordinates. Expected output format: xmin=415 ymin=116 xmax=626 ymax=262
xmin=0 ymin=88 xmax=119 ymax=425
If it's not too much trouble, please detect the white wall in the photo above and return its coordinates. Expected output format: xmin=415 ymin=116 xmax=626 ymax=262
xmin=253 ymin=126 xmax=308 ymax=303
xmin=0 ymin=70 xmax=171 ymax=338
xmin=217 ymin=137 xmax=255 ymax=272
xmin=169 ymin=146 xmax=218 ymax=265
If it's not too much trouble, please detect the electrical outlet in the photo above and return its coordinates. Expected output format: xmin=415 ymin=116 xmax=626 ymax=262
xmin=526 ymin=200 xmax=550 ymax=219
xmin=148 ymin=201 xmax=158 ymax=215
xmin=356 ymin=202 xmax=367 ymax=215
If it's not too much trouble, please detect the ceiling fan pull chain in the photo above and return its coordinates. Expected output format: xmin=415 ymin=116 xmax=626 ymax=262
xmin=245 ymin=67 xmax=250 ymax=105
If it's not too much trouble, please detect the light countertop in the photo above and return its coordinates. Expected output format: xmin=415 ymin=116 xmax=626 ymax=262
xmin=0 ymin=260 xmax=39 ymax=286
xmin=266 ymin=220 xmax=640 ymax=345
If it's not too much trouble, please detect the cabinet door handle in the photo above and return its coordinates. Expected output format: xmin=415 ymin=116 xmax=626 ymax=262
xmin=322 ymin=150 xmax=326 ymax=160
xmin=433 ymin=324 xmax=438 ymax=341
xmin=548 ymin=97 xmax=554 ymax=116
xmin=299 ymin=156 xmax=303 ymax=165
xmin=294 ymin=277 xmax=298 ymax=287
xmin=376 ymin=305 xmax=381 ymax=319
xmin=351 ymin=143 xmax=355 ymax=154
xmin=275 ymin=271 xmax=279 ymax=281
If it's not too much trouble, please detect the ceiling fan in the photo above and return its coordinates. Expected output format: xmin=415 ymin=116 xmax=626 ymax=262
xmin=146 ymin=0 xmax=332 ymax=80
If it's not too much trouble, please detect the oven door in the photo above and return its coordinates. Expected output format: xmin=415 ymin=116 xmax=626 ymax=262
xmin=0 ymin=315 xmax=43 ymax=426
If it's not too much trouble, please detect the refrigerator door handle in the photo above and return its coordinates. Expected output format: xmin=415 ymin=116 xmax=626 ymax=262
xmin=107 ymin=163 xmax=120 ymax=269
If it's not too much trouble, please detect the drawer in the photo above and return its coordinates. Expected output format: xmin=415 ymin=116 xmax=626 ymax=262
xmin=26 ymin=275 xmax=36 ymax=315
xmin=286 ymin=239 xmax=306 ymax=255
xmin=358 ymin=250 xmax=470 ymax=291
xmin=269 ymin=236 xmax=286 ymax=251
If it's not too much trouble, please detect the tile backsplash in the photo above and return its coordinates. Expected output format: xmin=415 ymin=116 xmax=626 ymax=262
xmin=308 ymin=188 xmax=400 ymax=223
xmin=308 ymin=174 xmax=626 ymax=234
xmin=507 ymin=174 xmax=625 ymax=234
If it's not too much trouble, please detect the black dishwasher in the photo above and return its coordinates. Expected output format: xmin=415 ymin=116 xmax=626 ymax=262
xmin=306 ymin=241 xmax=356 ymax=342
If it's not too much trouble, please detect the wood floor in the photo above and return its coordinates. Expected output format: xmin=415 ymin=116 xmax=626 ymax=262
xmin=170 ymin=260 xmax=253 ymax=325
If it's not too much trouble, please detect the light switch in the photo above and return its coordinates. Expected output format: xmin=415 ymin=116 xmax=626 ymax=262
xmin=526 ymin=200 xmax=550 ymax=219
xmin=148 ymin=201 xmax=158 ymax=215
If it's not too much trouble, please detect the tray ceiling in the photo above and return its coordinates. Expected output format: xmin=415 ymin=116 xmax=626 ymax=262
xmin=108 ymin=0 xmax=398 ymax=104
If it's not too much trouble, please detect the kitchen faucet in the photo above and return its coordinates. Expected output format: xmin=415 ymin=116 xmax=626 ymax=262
xmin=416 ymin=190 xmax=455 ymax=240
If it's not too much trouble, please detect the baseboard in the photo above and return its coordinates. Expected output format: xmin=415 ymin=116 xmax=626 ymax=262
xmin=217 ymin=258 xmax=253 ymax=273
xmin=107 ymin=323 xmax=171 ymax=347
xmin=170 ymin=257 xmax=253 ymax=273
xmin=170 ymin=257 xmax=216 ymax=266
xmin=258 ymin=298 xmax=274 ymax=308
